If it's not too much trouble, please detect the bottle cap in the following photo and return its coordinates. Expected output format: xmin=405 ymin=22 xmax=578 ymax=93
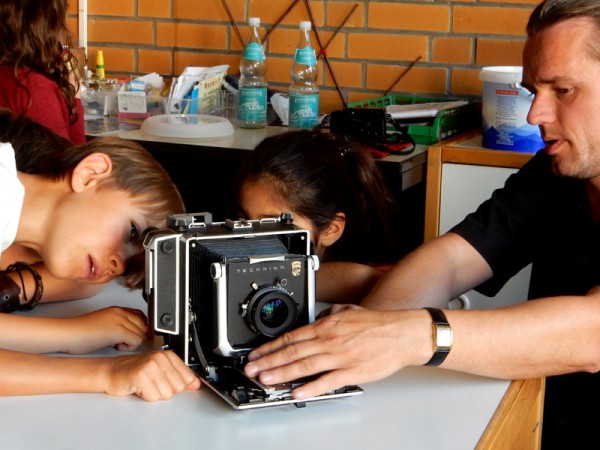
xmin=96 ymin=50 xmax=104 ymax=67
xmin=95 ymin=50 xmax=105 ymax=79
xmin=299 ymin=21 xmax=311 ymax=31
xmin=249 ymin=17 xmax=260 ymax=27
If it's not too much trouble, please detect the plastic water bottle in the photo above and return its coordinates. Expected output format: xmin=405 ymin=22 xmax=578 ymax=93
xmin=289 ymin=21 xmax=319 ymax=129
xmin=237 ymin=17 xmax=267 ymax=128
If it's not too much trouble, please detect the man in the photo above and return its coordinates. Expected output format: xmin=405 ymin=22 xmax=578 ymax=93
xmin=243 ymin=0 xmax=600 ymax=445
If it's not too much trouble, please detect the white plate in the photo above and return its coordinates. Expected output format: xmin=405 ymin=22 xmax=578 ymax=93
xmin=141 ymin=114 xmax=234 ymax=138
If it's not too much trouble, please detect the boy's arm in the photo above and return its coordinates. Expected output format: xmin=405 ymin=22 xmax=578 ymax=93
xmin=0 ymin=307 xmax=152 ymax=354
xmin=1 ymin=244 xmax=105 ymax=304
xmin=3 ymin=265 xmax=104 ymax=305
xmin=0 ymin=348 xmax=200 ymax=401
xmin=31 ymin=262 xmax=105 ymax=303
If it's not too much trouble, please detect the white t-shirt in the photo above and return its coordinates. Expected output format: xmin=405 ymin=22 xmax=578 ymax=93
xmin=0 ymin=142 xmax=25 ymax=257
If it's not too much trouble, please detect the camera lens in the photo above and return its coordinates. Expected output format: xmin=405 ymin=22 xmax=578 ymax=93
xmin=244 ymin=287 xmax=298 ymax=337
xmin=260 ymin=298 xmax=288 ymax=328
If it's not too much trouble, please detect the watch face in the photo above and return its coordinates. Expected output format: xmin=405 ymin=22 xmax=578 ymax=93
xmin=437 ymin=324 xmax=453 ymax=351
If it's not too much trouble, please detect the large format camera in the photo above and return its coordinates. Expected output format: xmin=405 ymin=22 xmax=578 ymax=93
xmin=144 ymin=212 xmax=362 ymax=409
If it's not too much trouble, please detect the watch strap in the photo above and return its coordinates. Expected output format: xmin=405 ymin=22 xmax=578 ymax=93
xmin=423 ymin=307 xmax=453 ymax=367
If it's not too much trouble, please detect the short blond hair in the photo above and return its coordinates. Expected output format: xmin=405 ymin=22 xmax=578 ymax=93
xmin=2 ymin=110 xmax=185 ymax=288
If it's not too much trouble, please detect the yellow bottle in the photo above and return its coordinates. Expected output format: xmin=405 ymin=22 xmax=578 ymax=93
xmin=96 ymin=50 xmax=105 ymax=80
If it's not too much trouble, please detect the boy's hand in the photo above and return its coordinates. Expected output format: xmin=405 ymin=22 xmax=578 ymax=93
xmin=62 ymin=306 xmax=152 ymax=354
xmin=103 ymin=350 xmax=201 ymax=401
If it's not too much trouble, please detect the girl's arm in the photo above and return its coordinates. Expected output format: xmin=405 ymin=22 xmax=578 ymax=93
xmin=316 ymin=262 xmax=383 ymax=304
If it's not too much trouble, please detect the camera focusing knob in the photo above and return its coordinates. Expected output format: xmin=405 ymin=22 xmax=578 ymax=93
xmin=160 ymin=240 xmax=174 ymax=254
xmin=160 ymin=313 xmax=174 ymax=327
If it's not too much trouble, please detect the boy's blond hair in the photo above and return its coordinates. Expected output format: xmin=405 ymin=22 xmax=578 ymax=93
xmin=1 ymin=108 xmax=185 ymax=287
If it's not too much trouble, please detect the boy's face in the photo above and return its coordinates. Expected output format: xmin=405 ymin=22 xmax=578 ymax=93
xmin=41 ymin=187 xmax=154 ymax=283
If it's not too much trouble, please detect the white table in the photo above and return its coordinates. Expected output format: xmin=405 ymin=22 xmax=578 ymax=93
xmin=0 ymin=282 xmax=511 ymax=450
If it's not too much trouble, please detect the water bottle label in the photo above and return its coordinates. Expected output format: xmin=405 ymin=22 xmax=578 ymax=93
xmin=243 ymin=42 xmax=265 ymax=61
xmin=294 ymin=47 xmax=317 ymax=65
xmin=238 ymin=87 xmax=267 ymax=123
xmin=289 ymin=94 xmax=319 ymax=129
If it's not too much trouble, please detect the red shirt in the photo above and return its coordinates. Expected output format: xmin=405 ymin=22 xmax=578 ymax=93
xmin=0 ymin=66 xmax=85 ymax=144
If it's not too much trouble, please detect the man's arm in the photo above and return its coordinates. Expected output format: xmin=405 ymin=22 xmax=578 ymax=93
xmin=361 ymin=232 xmax=493 ymax=310
xmin=244 ymin=291 xmax=600 ymax=400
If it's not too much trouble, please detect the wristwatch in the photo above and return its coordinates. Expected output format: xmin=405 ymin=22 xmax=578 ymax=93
xmin=423 ymin=307 xmax=453 ymax=367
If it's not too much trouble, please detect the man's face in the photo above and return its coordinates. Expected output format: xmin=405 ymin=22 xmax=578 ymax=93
xmin=523 ymin=17 xmax=600 ymax=179
xmin=41 ymin=187 xmax=154 ymax=283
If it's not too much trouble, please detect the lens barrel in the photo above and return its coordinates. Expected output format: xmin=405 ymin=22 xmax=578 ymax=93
xmin=244 ymin=286 xmax=298 ymax=337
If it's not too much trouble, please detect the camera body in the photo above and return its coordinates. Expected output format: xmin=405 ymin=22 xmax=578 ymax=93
xmin=329 ymin=107 xmax=415 ymax=155
xmin=330 ymin=107 xmax=388 ymax=144
xmin=144 ymin=212 xmax=361 ymax=409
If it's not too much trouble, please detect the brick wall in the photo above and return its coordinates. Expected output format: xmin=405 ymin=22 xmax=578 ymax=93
xmin=67 ymin=0 xmax=539 ymax=114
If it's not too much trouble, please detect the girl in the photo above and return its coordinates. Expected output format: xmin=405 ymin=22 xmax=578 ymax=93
xmin=237 ymin=129 xmax=400 ymax=303
xmin=0 ymin=0 xmax=85 ymax=144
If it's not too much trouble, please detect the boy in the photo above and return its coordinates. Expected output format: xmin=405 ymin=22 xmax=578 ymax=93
xmin=0 ymin=110 xmax=199 ymax=400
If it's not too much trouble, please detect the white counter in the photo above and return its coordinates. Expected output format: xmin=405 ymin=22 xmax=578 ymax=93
xmin=115 ymin=125 xmax=428 ymax=192
xmin=1 ymin=282 xmax=510 ymax=450
xmin=118 ymin=126 xmax=287 ymax=152
xmin=86 ymin=119 xmax=427 ymax=164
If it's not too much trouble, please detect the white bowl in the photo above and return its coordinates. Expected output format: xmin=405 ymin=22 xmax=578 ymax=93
xmin=141 ymin=114 xmax=234 ymax=139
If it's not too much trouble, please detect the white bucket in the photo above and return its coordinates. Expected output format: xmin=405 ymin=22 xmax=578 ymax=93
xmin=479 ymin=66 xmax=543 ymax=152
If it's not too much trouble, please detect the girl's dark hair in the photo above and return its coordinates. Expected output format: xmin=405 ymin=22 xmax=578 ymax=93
xmin=237 ymin=129 xmax=400 ymax=264
xmin=0 ymin=0 xmax=78 ymax=123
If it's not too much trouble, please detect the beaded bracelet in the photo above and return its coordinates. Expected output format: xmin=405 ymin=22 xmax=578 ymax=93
xmin=5 ymin=262 xmax=44 ymax=310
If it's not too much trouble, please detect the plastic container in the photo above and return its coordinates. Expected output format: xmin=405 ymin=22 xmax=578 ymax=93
xmin=80 ymin=78 xmax=122 ymax=116
xmin=479 ymin=66 xmax=543 ymax=152
xmin=237 ymin=17 xmax=267 ymax=128
xmin=348 ymin=95 xmax=481 ymax=145
xmin=141 ymin=114 xmax=234 ymax=139
xmin=162 ymin=97 xmax=201 ymax=115
xmin=288 ymin=21 xmax=319 ymax=129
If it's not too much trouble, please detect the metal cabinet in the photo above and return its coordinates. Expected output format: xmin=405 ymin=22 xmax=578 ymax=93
xmin=424 ymin=132 xmax=534 ymax=309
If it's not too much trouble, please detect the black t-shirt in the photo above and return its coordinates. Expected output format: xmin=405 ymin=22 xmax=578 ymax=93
xmin=450 ymin=150 xmax=600 ymax=446
xmin=451 ymin=150 xmax=600 ymax=299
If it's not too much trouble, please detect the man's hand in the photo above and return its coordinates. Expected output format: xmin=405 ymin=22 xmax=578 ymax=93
xmin=244 ymin=307 xmax=432 ymax=400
